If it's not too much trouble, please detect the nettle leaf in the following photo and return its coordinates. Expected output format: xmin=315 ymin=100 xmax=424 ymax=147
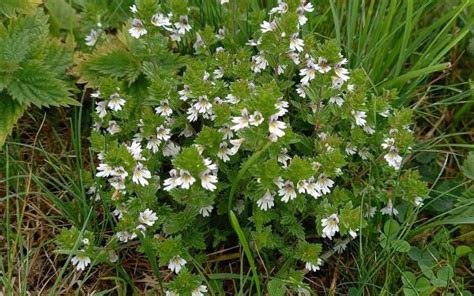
xmin=40 ymin=38 xmax=73 ymax=74
xmin=157 ymin=236 xmax=185 ymax=267
xmin=251 ymin=159 xmax=281 ymax=188
xmin=294 ymin=240 xmax=322 ymax=263
xmin=0 ymin=96 xmax=27 ymax=147
xmin=195 ymin=126 xmax=222 ymax=154
xmin=76 ymin=41 xmax=142 ymax=86
xmin=7 ymin=60 xmax=77 ymax=107
xmin=44 ymin=0 xmax=78 ymax=32
xmin=0 ymin=0 xmax=41 ymax=18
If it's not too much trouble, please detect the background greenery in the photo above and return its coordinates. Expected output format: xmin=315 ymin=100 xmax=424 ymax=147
xmin=1 ymin=0 xmax=473 ymax=294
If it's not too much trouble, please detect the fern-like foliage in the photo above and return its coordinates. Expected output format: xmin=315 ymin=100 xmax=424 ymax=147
xmin=0 ymin=9 xmax=79 ymax=147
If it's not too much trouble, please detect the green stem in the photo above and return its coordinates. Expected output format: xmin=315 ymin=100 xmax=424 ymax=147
xmin=227 ymin=142 xmax=272 ymax=213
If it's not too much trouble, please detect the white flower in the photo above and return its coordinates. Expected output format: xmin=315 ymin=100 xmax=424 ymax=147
xmin=334 ymin=64 xmax=350 ymax=81
xmin=305 ymin=258 xmax=323 ymax=272
xmin=349 ymin=229 xmax=358 ymax=239
xmin=163 ymin=142 xmax=181 ymax=157
xmin=175 ymin=15 xmax=191 ymax=35
xmin=166 ymin=291 xmax=179 ymax=296
xmin=127 ymin=141 xmax=144 ymax=160
xmin=139 ymin=208 xmax=158 ymax=226
xmin=269 ymin=1 xmax=288 ymax=14
xmin=96 ymin=163 xmax=114 ymax=177
xmin=95 ymin=101 xmax=107 ymax=118
xmin=194 ymin=96 xmax=212 ymax=113
xmin=384 ymin=148 xmax=403 ymax=170
xmin=260 ymin=20 xmax=277 ymax=33
xmin=251 ymin=54 xmax=268 ymax=73
xmin=257 ymin=190 xmax=275 ymax=211
xmin=303 ymin=177 xmax=321 ymax=199
xmin=178 ymin=170 xmax=196 ymax=189
xmin=229 ymin=138 xmax=245 ymax=155
xmin=381 ymin=199 xmax=399 ymax=216
xmin=315 ymin=174 xmax=334 ymax=195
xmin=147 ymin=136 xmax=161 ymax=154
xmin=81 ymin=238 xmax=90 ymax=245
xmin=133 ymin=163 xmax=151 ymax=186
xmin=116 ymin=231 xmax=133 ymax=242
xmin=151 ymin=13 xmax=172 ymax=30
xmin=290 ymin=34 xmax=304 ymax=52
xmin=168 ymin=255 xmax=187 ymax=274
xmin=155 ymin=99 xmax=173 ymax=116
xmin=415 ymin=196 xmax=424 ymax=208
xmin=187 ymin=106 xmax=199 ymax=122
xmin=156 ymin=125 xmax=171 ymax=141
xmin=107 ymin=93 xmax=125 ymax=111
xmin=299 ymin=58 xmax=316 ymax=85
xmin=220 ymin=0 xmax=229 ymax=4
xmin=179 ymin=85 xmax=191 ymax=101
xmin=321 ymin=213 xmax=339 ymax=240
xmin=278 ymin=148 xmax=291 ymax=167
xmin=199 ymin=205 xmax=214 ymax=217
xmin=329 ymin=96 xmax=344 ymax=107
xmin=129 ymin=18 xmax=147 ymax=39
xmin=231 ymin=108 xmax=250 ymax=131
xmin=352 ymin=110 xmax=367 ymax=126
xmin=164 ymin=169 xmax=181 ymax=191
xmin=278 ymin=180 xmax=297 ymax=202
xmin=129 ymin=4 xmax=137 ymax=13
xmin=246 ymin=38 xmax=262 ymax=46
xmin=363 ymin=125 xmax=375 ymax=134
xmin=332 ymin=76 xmax=345 ymax=89
xmin=107 ymin=120 xmax=121 ymax=135
xmin=315 ymin=57 xmax=331 ymax=73
xmin=381 ymin=138 xmax=396 ymax=149
xmin=249 ymin=111 xmax=264 ymax=126
xmin=109 ymin=176 xmax=125 ymax=190
xmin=219 ymin=125 xmax=233 ymax=140
xmin=192 ymin=285 xmax=208 ymax=296
xmin=71 ymin=254 xmax=91 ymax=271
xmin=268 ymin=115 xmax=286 ymax=139
xmin=217 ymin=142 xmax=231 ymax=162
xmin=200 ymin=172 xmax=217 ymax=191
xmin=85 ymin=29 xmax=100 ymax=47
xmin=288 ymin=51 xmax=301 ymax=65
xmin=275 ymin=100 xmax=289 ymax=116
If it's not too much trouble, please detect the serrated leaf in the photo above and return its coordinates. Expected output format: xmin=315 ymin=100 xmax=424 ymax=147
xmin=0 ymin=0 xmax=42 ymax=18
xmin=0 ymin=96 xmax=27 ymax=147
xmin=7 ymin=61 xmax=78 ymax=107
xmin=45 ymin=0 xmax=77 ymax=32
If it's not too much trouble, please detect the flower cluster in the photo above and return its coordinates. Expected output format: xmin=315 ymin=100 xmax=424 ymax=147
xmin=59 ymin=0 xmax=429 ymax=293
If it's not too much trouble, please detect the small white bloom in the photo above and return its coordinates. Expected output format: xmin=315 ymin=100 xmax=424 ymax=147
xmin=249 ymin=111 xmax=264 ymax=126
xmin=231 ymin=108 xmax=250 ymax=131
xmin=151 ymin=13 xmax=172 ymax=30
xmin=155 ymin=99 xmax=173 ymax=116
xmin=129 ymin=18 xmax=147 ymax=39
xmin=116 ymin=231 xmax=132 ymax=242
xmin=192 ymin=285 xmax=208 ymax=296
xmin=334 ymin=63 xmax=350 ymax=81
xmin=175 ymin=15 xmax=192 ymax=35
xmin=163 ymin=142 xmax=181 ymax=157
xmin=129 ymin=4 xmax=137 ymax=13
xmin=329 ymin=96 xmax=344 ymax=107
xmin=127 ymin=141 xmax=144 ymax=160
xmin=260 ymin=20 xmax=277 ymax=33
xmin=95 ymin=101 xmax=107 ymax=118
xmin=315 ymin=174 xmax=334 ymax=195
xmin=414 ymin=196 xmax=424 ymax=208
xmin=304 ymin=177 xmax=321 ymax=199
xmin=305 ymin=258 xmax=323 ymax=272
xmin=139 ymin=208 xmax=158 ymax=226
xmin=200 ymin=172 xmax=217 ymax=191
xmin=199 ymin=205 xmax=214 ymax=217
xmin=269 ymin=1 xmax=288 ymax=14
xmin=217 ymin=142 xmax=231 ymax=162
xmin=133 ymin=163 xmax=151 ymax=186
xmin=147 ymin=136 xmax=161 ymax=154
xmin=349 ymin=229 xmax=358 ymax=239
xmin=251 ymin=54 xmax=268 ymax=73
xmin=108 ymin=93 xmax=125 ymax=111
xmin=277 ymin=148 xmax=291 ymax=167
xmin=363 ymin=125 xmax=376 ymax=134
xmin=178 ymin=170 xmax=196 ymax=189
xmin=321 ymin=213 xmax=339 ymax=240
xmin=168 ymin=255 xmax=187 ymax=274
xmin=275 ymin=100 xmax=289 ymax=116
xmin=299 ymin=58 xmax=316 ymax=85
xmin=156 ymin=125 xmax=171 ymax=141
xmin=107 ymin=120 xmax=121 ymax=135
xmin=352 ymin=110 xmax=367 ymax=127
xmin=194 ymin=96 xmax=212 ymax=113
xmin=268 ymin=115 xmax=286 ymax=139
xmin=229 ymin=138 xmax=245 ymax=155
xmin=179 ymin=85 xmax=191 ymax=101
xmin=257 ymin=190 xmax=275 ymax=211
xmin=278 ymin=180 xmax=297 ymax=202
xmin=384 ymin=148 xmax=403 ymax=170
xmin=71 ymin=254 xmax=91 ymax=271
xmin=219 ymin=125 xmax=234 ymax=140
xmin=290 ymin=33 xmax=304 ymax=52
xmin=96 ymin=163 xmax=114 ymax=177
xmin=187 ymin=106 xmax=199 ymax=122
xmin=163 ymin=169 xmax=181 ymax=191
xmin=381 ymin=199 xmax=399 ymax=216
xmin=85 ymin=29 xmax=100 ymax=47
xmin=81 ymin=238 xmax=90 ymax=245
xmin=315 ymin=57 xmax=331 ymax=73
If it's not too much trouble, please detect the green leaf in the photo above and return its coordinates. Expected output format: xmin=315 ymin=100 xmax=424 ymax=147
xmin=461 ymin=152 xmax=474 ymax=180
xmin=455 ymin=245 xmax=472 ymax=257
xmin=391 ymin=239 xmax=411 ymax=253
xmin=267 ymin=279 xmax=287 ymax=296
xmin=0 ymin=97 xmax=27 ymax=147
xmin=45 ymin=0 xmax=77 ymax=32
xmin=7 ymin=61 xmax=78 ymax=107
xmin=0 ymin=0 xmax=41 ymax=17
xmin=383 ymin=219 xmax=400 ymax=239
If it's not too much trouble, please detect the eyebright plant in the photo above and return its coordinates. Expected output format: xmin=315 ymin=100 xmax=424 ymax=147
xmin=58 ymin=0 xmax=429 ymax=293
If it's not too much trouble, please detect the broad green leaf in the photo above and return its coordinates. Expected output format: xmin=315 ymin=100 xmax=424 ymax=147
xmin=45 ymin=0 xmax=77 ymax=32
xmin=0 ymin=97 xmax=27 ymax=147
xmin=0 ymin=0 xmax=41 ymax=17
xmin=7 ymin=61 xmax=78 ymax=107
xmin=456 ymin=245 xmax=472 ymax=257
xmin=461 ymin=152 xmax=474 ymax=180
